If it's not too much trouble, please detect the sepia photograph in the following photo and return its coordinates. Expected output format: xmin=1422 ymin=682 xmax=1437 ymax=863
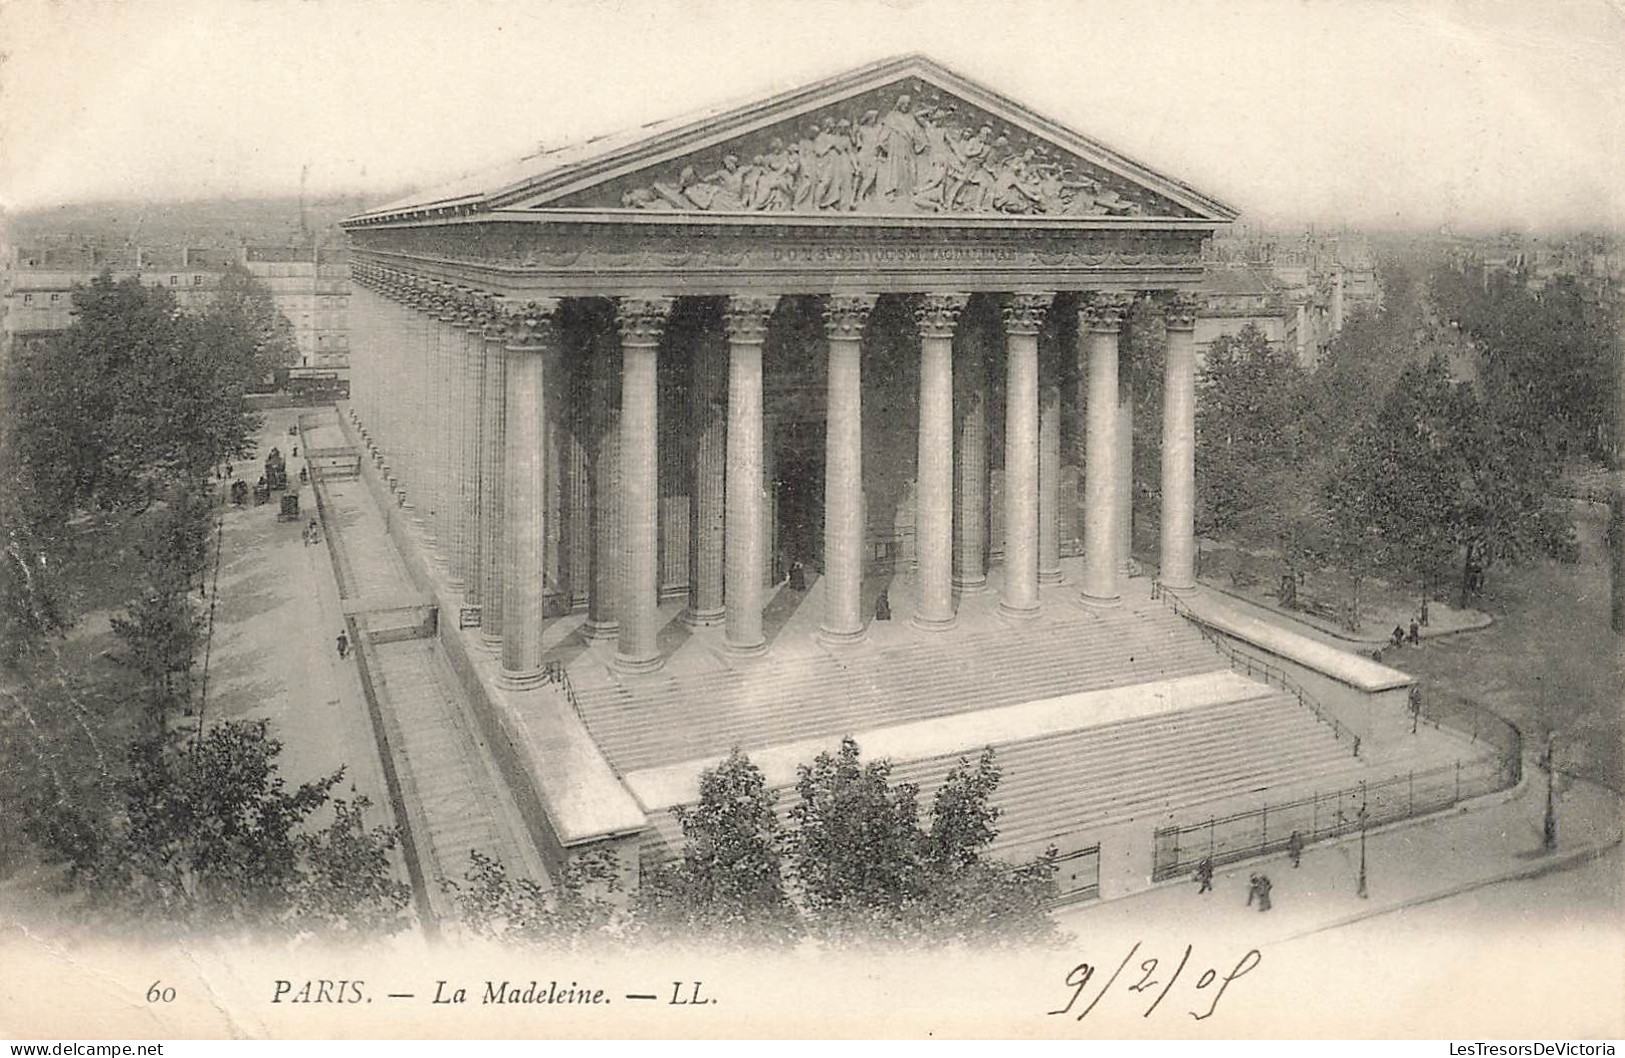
xmin=0 ymin=0 xmax=1620 ymax=1045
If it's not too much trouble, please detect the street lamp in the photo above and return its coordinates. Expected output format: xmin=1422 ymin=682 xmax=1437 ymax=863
xmin=1543 ymin=731 xmax=1558 ymax=854
xmin=1357 ymin=780 xmax=1369 ymax=899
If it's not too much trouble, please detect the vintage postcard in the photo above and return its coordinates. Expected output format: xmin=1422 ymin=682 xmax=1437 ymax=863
xmin=1 ymin=0 xmax=1620 ymax=1043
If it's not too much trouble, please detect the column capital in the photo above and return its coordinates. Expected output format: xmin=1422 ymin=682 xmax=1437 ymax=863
xmin=476 ymin=294 xmax=510 ymax=342
xmin=723 ymin=294 xmax=781 ymax=344
xmin=1159 ymin=291 xmax=1203 ymax=331
xmin=616 ymin=295 xmax=675 ymax=348
xmin=498 ymin=298 xmax=562 ymax=350
xmin=822 ymin=293 xmax=877 ymax=340
xmin=1001 ymin=291 xmax=1055 ymax=337
xmin=1079 ymin=291 xmax=1137 ymax=333
xmin=915 ymin=292 xmax=970 ymax=339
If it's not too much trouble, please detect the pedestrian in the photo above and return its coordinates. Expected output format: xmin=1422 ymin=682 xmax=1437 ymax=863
xmin=336 ymin=631 xmax=349 ymax=659
xmin=1287 ymin=830 xmax=1303 ymax=868
xmin=788 ymin=559 xmax=806 ymax=592
xmin=1255 ymin=873 xmax=1273 ymax=912
xmin=1408 ymin=618 xmax=1421 ymax=646
xmin=1195 ymin=857 xmax=1213 ymax=894
xmin=1419 ymin=597 xmax=1430 ymax=627
xmin=874 ymin=590 xmax=892 ymax=622
xmin=1246 ymin=873 xmax=1259 ymax=907
xmin=1390 ymin=625 xmax=1406 ymax=648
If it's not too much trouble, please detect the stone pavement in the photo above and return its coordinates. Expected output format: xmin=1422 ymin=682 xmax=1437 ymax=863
xmin=1056 ymin=756 xmax=1623 ymax=947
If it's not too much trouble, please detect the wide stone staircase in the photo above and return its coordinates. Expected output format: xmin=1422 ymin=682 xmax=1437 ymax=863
xmin=638 ymin=688 xmax=1361 ymax=869
xmin=572 ymin=602 xmax=1227 ymax=774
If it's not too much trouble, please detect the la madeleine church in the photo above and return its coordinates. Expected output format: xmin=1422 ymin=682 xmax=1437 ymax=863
xmin=339 ymin=55 xmax=1425 ymax=904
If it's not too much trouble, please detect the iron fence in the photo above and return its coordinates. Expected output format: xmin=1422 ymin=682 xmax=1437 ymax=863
xmin=1152 ymin=749 xmax=1521 ymax=881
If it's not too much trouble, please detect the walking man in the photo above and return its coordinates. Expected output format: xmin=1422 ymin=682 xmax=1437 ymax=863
xmin=1195 ymin=857 xmax=1213 ymax=894
xmin=1255 ymin=873 xmax=1273 ymax=912
xmin=1246 ymin=873 xmax=1259 ymax=907
xmin=1287 ymin=830 xmax=1304 ymax=868
xmin=336 ymin=630 xmax=349 ymax=660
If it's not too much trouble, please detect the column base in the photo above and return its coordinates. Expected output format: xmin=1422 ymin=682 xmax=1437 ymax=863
xmin=911 ymin=612 xmax=957 ymax=632
xmin=818 ymin=625 xmax=867 ymax=647
xmin=1038 ymin=569 xmax=1065 ymax=585
xmin=1161 ymin=580 xmax=1197 ymax=595
xmin=580 ymin=618 xmax=620 ymax=642
xmin=1080 ymin=591 xmax=1122 ymax=609
xmin=613 ymin=652 xmax=664 ymax=675
xmin=997 ymin=601 xmax=1041 ymax=621
xmin=724 ymin=637 xmax=769 ymax=659
xmin=497 ymin=668 xmax=546 ymax=691
xmin=953 ymin=576 xmax=990 ymax=595
xmin=680 ymin=606 xmax=726 ymax=628
xmin=480 ymin=629 xmax=503 ymax=652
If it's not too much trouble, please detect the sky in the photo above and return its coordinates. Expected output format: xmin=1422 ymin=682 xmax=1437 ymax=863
xmin=1 ymin=0 xmax=1621 ymax=232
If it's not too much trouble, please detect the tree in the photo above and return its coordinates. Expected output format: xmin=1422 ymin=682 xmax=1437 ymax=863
xmin=443 ymin=848 xmax=622 ymax=947
xmin=207 ymin=264 xmax=300 ymax=383
xmin=33 ymin=718 xmax=410 ymax=937
xmin=634 ymin=748 xmax=798 ymax=945
xmin=788 ymin=739 xmax=1059 ymax=946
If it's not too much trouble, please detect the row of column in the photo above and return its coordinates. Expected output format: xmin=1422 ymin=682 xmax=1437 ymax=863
xmin=349 ymin=263 xmax=1201 ymax=682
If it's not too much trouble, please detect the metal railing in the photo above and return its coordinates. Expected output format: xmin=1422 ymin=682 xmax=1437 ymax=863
xmin=1156 ymin=588 xmax=1362 ymax=756
xmin=1151 ymin=749 xmax=1521 ymax=881
xmin=541 ymin=659 xmax=583 ymax=721
xmin=1411 ymin=689 xmax=1524 ymax=784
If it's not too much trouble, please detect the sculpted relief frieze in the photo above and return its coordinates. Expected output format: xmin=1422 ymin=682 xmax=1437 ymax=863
xmin=552 ymin=81 xmax=1191 ymax=219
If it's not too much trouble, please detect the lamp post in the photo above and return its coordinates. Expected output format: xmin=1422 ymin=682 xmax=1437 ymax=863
xmin=1543 ymin=731 xmax=1558 ymax=854
xmin=1357 ymin=780 xmax=1369 ymax=899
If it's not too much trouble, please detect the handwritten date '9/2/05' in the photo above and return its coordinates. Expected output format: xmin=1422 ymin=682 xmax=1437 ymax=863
xmin=1047 ymin=943 xmax=1262 ymax=1023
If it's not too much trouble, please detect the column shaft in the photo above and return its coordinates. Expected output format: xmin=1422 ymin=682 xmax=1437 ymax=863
xmin=615 ymin=297 xmax=673 ymax=673
xmin=1081 ymin=293 xmax=1134 ymax=605
xmin=479 ymin=311 xmax=507 ymax=644
xmin=1000 ymin=293 xmax=1052 ymax=618
xmin=723 ymin=296 xmax=778 ymax=654
xmin=583 ymin=323 xmax=621 ymax=639
xmin=1161 ymin=294 xmax=1200 ymax=591
xmin=914 ymin=293 xmax=967 ymax=628
xmin=820 ymin=294 xmax=875 ymax=644
xmin=498 ymin=300 xmax=558 ymax=687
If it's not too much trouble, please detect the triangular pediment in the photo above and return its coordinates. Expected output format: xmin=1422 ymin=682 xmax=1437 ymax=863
xmin=482 ymin=56 xmax=1235 ymax=223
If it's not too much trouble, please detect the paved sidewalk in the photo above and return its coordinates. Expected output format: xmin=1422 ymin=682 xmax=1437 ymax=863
xmin=1057 ymin=760 xmax=1622 ymax=946
xmin=203 ymin=408 xmax=391 ymax=817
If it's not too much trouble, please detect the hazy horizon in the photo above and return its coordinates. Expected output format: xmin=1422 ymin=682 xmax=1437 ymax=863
xmin=2 ymin=0 xmax=1621 ymax=234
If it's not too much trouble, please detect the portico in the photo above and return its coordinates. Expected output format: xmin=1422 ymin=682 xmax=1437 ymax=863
xmin=343 ymin=56 xmax=1234 ymax=680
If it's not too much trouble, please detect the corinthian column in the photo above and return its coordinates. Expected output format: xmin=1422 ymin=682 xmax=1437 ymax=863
xmin=1000 ymin=292 xmax=1053 ymax=619
xmin=1080 ymin=291 xmax=1135 ymax=606
xmin=723 ymin=295 xmax=779 ymax=655
xmin=614 ymin=296 xmax=674 ymax=675
xmin=582 ymin=320 xmax=621 ymax=641
xmin=479 ymin=299 xmax=507 ymax=647
xmin=914 ymin=292 xmax=968 ymax=629
xmin=1161 ymin=292 xmax=1200 ymax=592
xmin=820 ymin=294 xmax=876 ymax=645
xmin=498 ymin=299 xmax=560 ymax=689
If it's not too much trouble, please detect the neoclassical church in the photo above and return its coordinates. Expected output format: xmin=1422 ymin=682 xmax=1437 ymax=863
xmin=339 ymin=56 xmax=1449 ymax=904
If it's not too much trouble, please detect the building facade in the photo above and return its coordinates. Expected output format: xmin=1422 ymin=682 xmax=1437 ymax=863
xmin=2 ymin=240 xmax=351 ymax=373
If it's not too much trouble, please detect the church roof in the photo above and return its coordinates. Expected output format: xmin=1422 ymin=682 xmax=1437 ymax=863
xmin=345 ymin=54 xmax=1237 ymax=228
